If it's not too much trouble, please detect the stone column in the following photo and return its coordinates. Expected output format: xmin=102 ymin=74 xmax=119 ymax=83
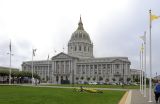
xmin=55 ymin=61 xmax=57 ymax=73
xmin=113 ymin=64 xmax=115 ymax=75
xmin=112 ymin=64 xmax=114 ymax=75
xmin=58 ymin=76 xmax=61 ymax=84
xmin=69 ymin=60 xmax=71 ymax=73
xmin=96 ymin=64 xmax=98 ymax=82
xmin=120 ymin=64 xmax=122 ymax=75
xmin=42 ymin=67 xmax=44 ymax=80
xmin=111 ymin=64 xmax=113 ymax=82
xmin=101 ymin=64 xmax=103 ymax=76
xmin=93 ymin=64 xmax=95 ymax=77
xmin=71 ymin=60 xmax=73 ymax=84
xmin=64 ymin=61 xmax=66 ymax=74
xmin=125 ymin=63 xmax=128 ymax=82
xmin=85 ymin=65 xmax=86 ymax=75
xmin=126 ymin=63 xmax=128 ymax=75
xmin=81 ymin=65 xmax=82 ymax=76
xmin=85 ymin=65 xmax=87 ymax=81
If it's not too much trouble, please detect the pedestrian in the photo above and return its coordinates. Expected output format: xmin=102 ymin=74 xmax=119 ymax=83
xmin=154 ymin=80 xmax=160 ymax=103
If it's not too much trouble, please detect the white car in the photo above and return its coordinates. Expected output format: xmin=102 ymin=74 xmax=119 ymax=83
xmin=89 ymin=82 xmax=97 ymax=85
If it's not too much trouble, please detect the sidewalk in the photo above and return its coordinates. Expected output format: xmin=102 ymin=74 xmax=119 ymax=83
xmin=131 ymin=89 xmax=156 ymax=104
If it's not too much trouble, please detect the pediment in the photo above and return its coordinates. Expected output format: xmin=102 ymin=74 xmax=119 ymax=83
xmin=111 ymin=59 xmax=122 ymax=63
xmin=51 ymin=52 xmax=78 ymax=60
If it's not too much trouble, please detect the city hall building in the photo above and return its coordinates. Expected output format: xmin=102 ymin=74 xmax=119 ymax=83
xmin=22 ymin=17 xmax=131 ymax=84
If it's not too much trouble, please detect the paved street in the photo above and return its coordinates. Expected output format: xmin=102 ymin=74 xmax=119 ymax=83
xmin=131 ymin=89 xmax=156 ymax=104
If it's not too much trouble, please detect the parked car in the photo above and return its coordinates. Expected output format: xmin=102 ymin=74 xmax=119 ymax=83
xmin=89 ymin=82 xmax=97 ymax=85
xmin=110 ymin=82 xmax=117 ymax=85
xmin=84 ymin=81 xmax=88 ymax=84
xmin=97 ymin=82 xmax=104 ymax=85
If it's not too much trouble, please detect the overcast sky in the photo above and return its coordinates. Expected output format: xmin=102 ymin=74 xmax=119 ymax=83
xmin=0 ymin=0 xmax=160 ymax=76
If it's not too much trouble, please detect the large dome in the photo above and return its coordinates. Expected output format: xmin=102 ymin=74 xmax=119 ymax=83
xmin=68 ymin=17 xmax=93 ymax=58
xmin=69 ymin=17 xmax=91 ymax=44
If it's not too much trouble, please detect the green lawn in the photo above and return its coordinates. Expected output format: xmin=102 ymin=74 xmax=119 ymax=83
xmin=0 ymin=85 xmax=125 ymax=104
xmin=44 ymin=84 xmax=140 ymax=89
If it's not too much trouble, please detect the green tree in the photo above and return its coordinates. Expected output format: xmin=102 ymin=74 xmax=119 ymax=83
xmin=112 ymin=78 xmax=115 ymax=82
xmin=0 ymin=70 xmax=9 ymax=83
xmin=93 ymin=77 xmax=96 ymax=81
xmin=127 ymin=78 xmax=131 ymax=82
xmin=87 ymin=77 xmax=90 ymax=81
xmin=134 ymin=78 xmax=139 ymax=83
xmin=80 ymin=76 xmax=84 ymax=80
xmin=119 ymin=77 xmax=123 ymax=82
xmin=105 ymin=78 xmax=109 ymax=82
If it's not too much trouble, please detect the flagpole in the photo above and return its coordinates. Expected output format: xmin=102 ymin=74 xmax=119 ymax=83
xmin=32 ymin=49 xmax=33 ymax=85
xmin=141 ymin=43 xmax=144 ymax=94
xmin=9 ymin=40 xmax=12 ymax=85
xmin=48 ymin=54 xmax=49 ymax=83
xmin=140 ymin=50 xmax=142 ymax=93
xmin=144 ymin=31 xmax=147 ymax=97
xmin=148 ymin=9 xmax=152 ymax=102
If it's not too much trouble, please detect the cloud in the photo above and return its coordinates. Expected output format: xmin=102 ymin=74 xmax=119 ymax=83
xmin=0 ymin=0 xmax=160 ymax=76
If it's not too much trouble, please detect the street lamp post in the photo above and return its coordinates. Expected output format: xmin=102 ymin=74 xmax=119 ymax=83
xmin=32 ymin=49 xmax=36 ymax=85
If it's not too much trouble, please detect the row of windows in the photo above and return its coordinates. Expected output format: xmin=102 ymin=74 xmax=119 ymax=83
xmin=77 ymin=69 xmax=108 ymax=74
xmin=73 ymin=33 xmax=89 ymax=40
xmin=77 ymin=64 xmax=111 ymax=69
xmin=77 ymin=64 xmax=126 ymax=70
xmin=70 ymin=45 xmax=91 ymax=52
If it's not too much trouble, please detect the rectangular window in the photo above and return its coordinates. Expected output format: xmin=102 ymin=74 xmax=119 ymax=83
xmin=94 ymin=65 xmax=97 ymax=69
xmin=79 ymin=46 xmax=81 ymax=51
xmin=103 ymin=64 xmax=106 ymax=69
xmin=116 ymin=64 xmax=119 ymax=69
xmin=107 ymin=64 xmax=110 ymax=69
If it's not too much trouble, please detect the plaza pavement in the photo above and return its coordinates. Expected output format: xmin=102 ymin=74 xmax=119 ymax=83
xmin=131 ymin=89 xmax=156 ymax=104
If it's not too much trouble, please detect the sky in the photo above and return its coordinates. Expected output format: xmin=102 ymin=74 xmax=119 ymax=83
xmin=0 ymin=0 xmax=160 ymax=76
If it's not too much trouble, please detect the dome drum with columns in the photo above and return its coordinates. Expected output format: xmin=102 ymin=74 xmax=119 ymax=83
xmin=22 ymin=17 xmax=131 ymax=84
xmin=68 ymin=17 xmax=93 ymax=58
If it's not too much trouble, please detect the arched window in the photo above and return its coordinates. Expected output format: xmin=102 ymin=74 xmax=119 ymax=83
xmin=83 ymin=35 xmax=85 ymax=39
xmin=75 ymin=46 xmax=77 ymax=51
xmin=75 ymin=34 xmax=78 ymax=38
xmin=79 ymin=33 xmax=82 ymax=38
xmin=84 ymin=46 xmax=86 ymax=51
xmin=79 ymin=45 xmax=81 ymax=51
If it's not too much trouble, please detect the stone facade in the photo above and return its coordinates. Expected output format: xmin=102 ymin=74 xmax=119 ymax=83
xmin=130 ymin=69 xmax=146 ymax=83
xmin=22 ymin=17 xmax=131 ymax=84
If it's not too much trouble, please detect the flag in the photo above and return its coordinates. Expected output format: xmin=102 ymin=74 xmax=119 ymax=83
xmin=141 ymin=44 xmax=144 ymax=51
xmin=9 ymin=40 xmax=11 ymax=52
xmin=140 ymin=32 xmax=146 ymax=42
xmin=151 ymin=14 xmax=160 ymax=21
xmin=63 ymin=46 xmax=65 ymax=52
xmin=33 ymin=49 xmax=36 ymax=56
xmin=47 ymin=54 xmax=49 ymax=60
